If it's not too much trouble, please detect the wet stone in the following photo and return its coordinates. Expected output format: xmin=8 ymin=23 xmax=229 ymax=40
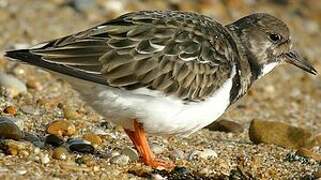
xmin=0 ymin=72 xmax=27 ymax=97
xmin=46 ymin=120 xmax=76 ymax=137
xmin=0 ymin=117 xmax=24 ymax=140
xmin=206 ymin=119 xmax=244 ymax=134
xmin=45 ymin=134 xmax=64 ymax=147
xmin=52 ymin=147 xmax=69 ymax=160
xmin=67 ymin=138 xmax=95 ymax=153
xmin=121 ymin=147 xmax=139 ymax=162
xmin=249 ymin=119 xmax=312 ymax=149
xmin=110 ymin=154 xmax=130 ymax=165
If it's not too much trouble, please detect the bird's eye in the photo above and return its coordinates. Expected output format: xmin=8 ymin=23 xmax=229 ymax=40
xmin=269 ymin=33 xmax=282 ymax=43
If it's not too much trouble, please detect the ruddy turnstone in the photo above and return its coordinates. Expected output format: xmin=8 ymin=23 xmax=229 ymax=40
xmin=4 ymin=11 xmax=317 ymax=168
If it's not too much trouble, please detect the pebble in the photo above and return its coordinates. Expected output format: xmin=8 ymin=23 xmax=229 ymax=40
xmin=46 ymin=120 xmax=76 ymax=137
xmin=150 ymin=144 xmax=165 ymax=154
xmin=67 ymin=138 xmax=95 ymax=153
xmin=296 ymin=148 xmax=321 ymax=161
xmin=206 ymin=119 xmax=244 ymax=134
xmin=0 ymin=117 xmax=24 ymax=140
xmin=63 ymin=105 xmax=80 ymax=120
xmin=23 ymin=132 xmax=44 ymax=148
xmin=45 ymin=134 xmax=64 ymax=147
xmin=188 ymin=149 xmax=217 ymax=161
xmin=170 ymin=149 xmax=185 ymax=161
xmin=110 ymin=154 xmax=130 ymax=165
xmin=0 ymin=139 xmax=29 ymax=156
xmin=26 ymin=78 xmax=43 ymax=90
xmin=3 ymin=105 xmax=17 ymax=115
xmin=0 ymin=72 xmax=27 ymax=97
xmin=20 ymin=105 xmax=40 ymax=115
xmin=52 ymin=147 xmax=69 ymax=160
xmin=68 ymin=0 xmax=96 ymax=12
xmin=249 ymin=119 xmax=312 ymax=149
xmin=121 ymin=147 xmax=139 ymax=162
xmin=41 ymin=153 xmax=50 ymax=164
xmin=82 ymin=133 xmax=102 ymax=147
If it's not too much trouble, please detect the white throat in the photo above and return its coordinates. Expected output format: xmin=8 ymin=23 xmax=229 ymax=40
xmin=259 ymin=62 xmax=279 ymax=78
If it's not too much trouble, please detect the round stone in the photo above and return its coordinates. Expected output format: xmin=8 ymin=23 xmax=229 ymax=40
xmin=46 ymin=120 xmax=76 ymax=137
xmin=67 ymin=138 xmax=95 ymax=153
xmin=52 ymin=147 xmax=69 ymax=160
xmin=3 ymin=105 xmax=17 ymax=115
xmin=45 ymin=134 xmax=64 ymax=147
xmin=0 ymin=117 xmax=24 ymax=140
xmin=121 ymin=147 xmax=139 ymax=161
xmin=110 ymin=154 xmax=130 ymax=165
xmin=82 ymin=133 xmax=102 ymax=147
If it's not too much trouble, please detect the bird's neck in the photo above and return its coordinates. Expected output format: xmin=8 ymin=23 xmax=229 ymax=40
xmin=225 ymin=24 xmax=261 ymax=103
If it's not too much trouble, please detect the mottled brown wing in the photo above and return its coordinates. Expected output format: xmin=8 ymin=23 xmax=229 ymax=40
xmin=30 ymin=11 xmax=233 ymax=101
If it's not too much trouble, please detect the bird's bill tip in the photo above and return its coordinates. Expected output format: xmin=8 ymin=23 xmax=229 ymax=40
xmin=284 ymin=51 xmax=318 ymax=75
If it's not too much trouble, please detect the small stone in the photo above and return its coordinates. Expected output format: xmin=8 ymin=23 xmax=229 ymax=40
xmin=26 ymin=78 xmax=43 ymax=90
xmin=206 ymin=119 xmax=244 ymax=134
xmin=3 ymin=105 xmax=17 ymax=115
xmin=296 ymin=148 xmax=321 ymax=161
xmin=23 ymin=132 xmax=44 ymax=148
xmin=0 ymin=72 xmax=27 ymax=97
xmin=0 ymin=117 xmax=24 ymax=140
xmin=52 ymin=147 xmax=69 ymax=160
xmin=75 ymin=155 xmax=95 ymax=166
xmin=188 ymin=149 xmax=217 ymax=161
xmin=110 ymin=154 xmax=129 ymax=165
xmin=41 ymin=153 xmax=50 ymax=164
xmin=63 ymin=105 xmax=80 ymax=120
xmin=45 ymin=134 xmax=64 ymax=147
xmin=16 ymin=168 xmax=27 ymax=175
xmin=249 ymin=119 xmax=312 ymax=149
xmin=151 ymin=144 xmax=165 ymax=155
xmin=199 ymin=167 xmax=210 ymax=176
xmin=170 ymin=149 xmax=185 ymax=161
xmin=46 ymin=120 xmax=76 ymax=137
xmin=121 ymin=147 xmax=139 ymax=162
xmin=83 ymin=133 xmax=102 ymax=147
xmin=0 ymin=140 xmax=29 ymax=156
xmin=67 ymin=138 xmax=95 ymax=153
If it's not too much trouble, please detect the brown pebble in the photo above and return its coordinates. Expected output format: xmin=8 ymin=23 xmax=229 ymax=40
xmin=63 ymin=106 xmax=80 ymax=120
xmin=26 ymin=79 xmax=43 ymax=90
xmin=83 ymin=133 xmax=102 ymax=147
xmin=206 ymin=119 xmax=244 ymax=134
xmin=249 ymin=119 xmax=312 ymax=149
xmin=52 ymin=147 xmax=69 ymax=160
xmin=0 ymin=117 xmax=24 ymax=140
xmin=3 ymin=106 xmax=17 ymax=115
xmin=46 ymin=120 xmax=76 ymax=137
xmin=0 ymin=140 xmax=29 ymax=156
xmin=296 ymin=148 xmax=321 ymax=161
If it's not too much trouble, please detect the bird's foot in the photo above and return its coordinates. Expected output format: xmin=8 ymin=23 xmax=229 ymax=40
xmin=142 ymin=158 xmax=175 ymax=169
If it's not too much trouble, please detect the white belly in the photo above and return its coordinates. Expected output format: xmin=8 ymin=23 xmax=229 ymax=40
xmin=60 ymin=67 xmax=235 ymax=136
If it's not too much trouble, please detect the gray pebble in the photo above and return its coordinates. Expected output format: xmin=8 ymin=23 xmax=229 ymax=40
xmin=151 ymin=144 xmax=165 ymax=154
xmin=23 ymin=132 xmax=44 ymax=148
xmin=110 ymin=154 xmax=129 ymax=165
xmin=121 ymin=147 xmax=139 ymax=162
xmin=0 ymin=117 xmax=24 ymax=140
xmin=0 ymin=72 xmax=27 ymax=97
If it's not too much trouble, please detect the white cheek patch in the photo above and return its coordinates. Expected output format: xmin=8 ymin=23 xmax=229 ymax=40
xmin=259 ymin=62 xmax=279 ymax=78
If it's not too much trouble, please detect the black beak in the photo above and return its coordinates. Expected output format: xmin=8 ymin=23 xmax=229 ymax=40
xmin=285 ymin=51 xmax=318 ymax=75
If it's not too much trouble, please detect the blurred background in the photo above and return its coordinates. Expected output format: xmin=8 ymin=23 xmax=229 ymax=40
xmin=0 ymin=0 xmax=320 ymax=179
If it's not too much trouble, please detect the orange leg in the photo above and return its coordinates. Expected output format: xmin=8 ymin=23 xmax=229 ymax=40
xmin=124 ymin=120 xmax=175 ymax=169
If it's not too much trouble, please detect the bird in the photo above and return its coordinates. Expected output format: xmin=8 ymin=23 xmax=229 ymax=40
xmin=4 ymin=11 xmax=318 ymax=168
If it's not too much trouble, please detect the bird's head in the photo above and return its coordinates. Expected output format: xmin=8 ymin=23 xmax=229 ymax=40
xmin=227 ymin=13 xmax=317 ymax=79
